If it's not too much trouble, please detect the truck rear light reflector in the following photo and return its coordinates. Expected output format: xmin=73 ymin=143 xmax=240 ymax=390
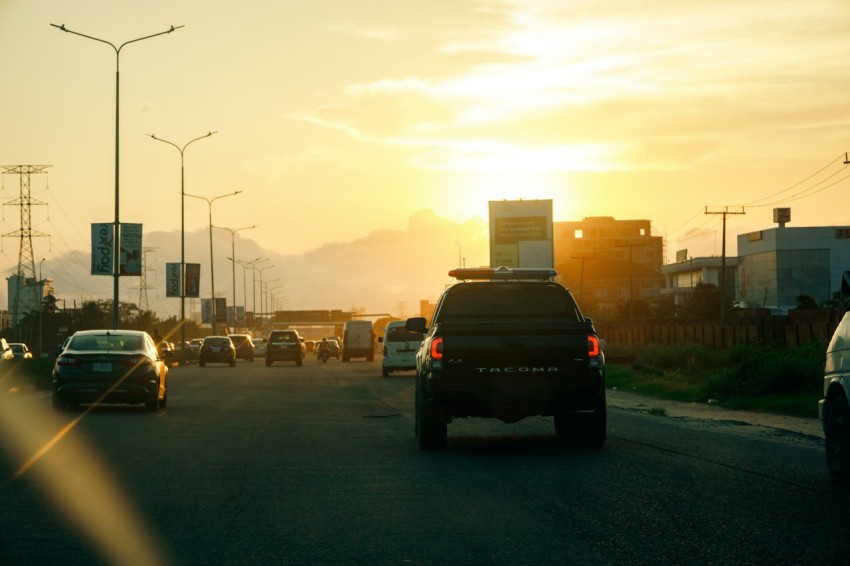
xmin=431 ymin=337 xmax=443 ymax=360
xmin=588 ymin=336 xmax=600 ymax=358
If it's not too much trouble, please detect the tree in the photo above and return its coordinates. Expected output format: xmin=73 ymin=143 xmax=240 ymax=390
xmin=796 ymin=294 xmax=819 ymax=310
xmin=680 ymin=282 xmax=733 ymax=322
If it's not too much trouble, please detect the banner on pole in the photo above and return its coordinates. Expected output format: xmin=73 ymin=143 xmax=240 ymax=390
xmin=166 ymin=263 xmax=182 ymax=297
xmin=91 ymin=223 xmax=114 ymax=276
xmin=119 ymin=223 xmax=143 ymax=276
xmin=185 ymin=263 xmax=201 ymax=298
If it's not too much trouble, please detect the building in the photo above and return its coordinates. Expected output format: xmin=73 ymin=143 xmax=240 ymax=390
xmin=662 ymin=207 xmax=850 ymax=313
xmin=736 ymin=224 xmax=850 ymax=311
xmin=6 ymin=274 xmax=53 ymax=325
xmin=660 ymin=256 xmax=739 ymax=307
xmin=554 ymin=217 xmax=664 ymax=311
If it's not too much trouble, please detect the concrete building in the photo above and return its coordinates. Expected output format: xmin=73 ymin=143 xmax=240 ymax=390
xmin=736 ymin=224 xmax=850 ymax=311
xmin=554 ymin=217 xmax=664 ymax=310
xmin=6 ymin=274 xmax=53 ymax=325
xmin=660 ymin=256 xmax=738 ymax=307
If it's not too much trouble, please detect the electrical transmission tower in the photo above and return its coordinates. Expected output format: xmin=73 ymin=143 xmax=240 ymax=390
xmin=2 ymin=165 xmax=50 ymax=327
xmin=131 ymin=247 xmax=157 ymax=311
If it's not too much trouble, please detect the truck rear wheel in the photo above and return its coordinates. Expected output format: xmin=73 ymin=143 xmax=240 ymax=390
xmin=555 ymin=394 xmax=606 ymax=449
xmin=415 ymin=380 xmax=446 ymax=450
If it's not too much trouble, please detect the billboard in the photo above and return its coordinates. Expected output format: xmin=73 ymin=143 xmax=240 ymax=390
xmin=119 ymin=223 xmax=142 ymax=276
xmin=201 ymin=298 xmax=228 ymax=324
xmin=488 ymin=200 xmax=553 ymax=268
xmin=91 ymin=223 xmax=114 ymax=276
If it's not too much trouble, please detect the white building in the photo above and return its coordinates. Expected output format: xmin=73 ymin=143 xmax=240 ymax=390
xmin=737 ymin=225 xmax=850 ymax=311
xmin=6 ymin=274 xmax=53 ymax=324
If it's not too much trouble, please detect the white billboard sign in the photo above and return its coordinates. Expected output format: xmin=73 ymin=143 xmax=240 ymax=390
xmin=488 ymin=200 xmax=553 ymax=269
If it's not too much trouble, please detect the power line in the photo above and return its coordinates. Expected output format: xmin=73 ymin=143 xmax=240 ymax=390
xmin=741 ymin=153 xmax=847 ymax=207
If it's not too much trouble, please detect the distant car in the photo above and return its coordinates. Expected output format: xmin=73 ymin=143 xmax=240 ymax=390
xmin=265 ymin=330 xmax=304 ymax=366
xmin=9 ymin=342 xmax=33 ymax=360
xmin=821 ymin=310 xmax=850 ymax=482
xmin=253 ymin=338 xmax=267 ymax=357
xmin=52 ymin=329 xmax=170 ymax=412
xmin=379 ymin=321 xmax=424 ymax=376
xmin=229 ymin=334 xmax=255 ymax=362
xmin=327 ymin=339 xmax=341 ymax=359
xmin=0 ymin=338 xmax=13 ymax=361
xmin=188 ymin=338 xmax=204 ymax=354
xmin=199 ymin=336 xmax=236 ymax=367
xmin=304 ymin=340 xmax=316 ymax=354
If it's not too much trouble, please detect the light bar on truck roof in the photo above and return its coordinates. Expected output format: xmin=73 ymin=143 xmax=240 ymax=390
xmin=448 ymin=266 xmax=557 ymax=281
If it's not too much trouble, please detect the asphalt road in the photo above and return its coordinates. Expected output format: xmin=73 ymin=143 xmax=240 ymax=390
xmin=1 ymin=357 xmax=848 ymax=565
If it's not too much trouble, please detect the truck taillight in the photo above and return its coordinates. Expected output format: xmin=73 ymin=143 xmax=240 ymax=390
xmin=588 ymin=335 xmax=600 ymax=358
xmin=430 ymin=337 xmax=443 ymax=360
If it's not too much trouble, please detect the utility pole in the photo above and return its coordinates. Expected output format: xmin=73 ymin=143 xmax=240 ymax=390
xmin=2 ymin=165 xmax=50 ymax=337
xmin=704 ymin=206 xmax=746 ymax=327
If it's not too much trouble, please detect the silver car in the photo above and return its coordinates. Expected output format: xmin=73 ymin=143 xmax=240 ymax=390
xmin=820 ymin=310 xmax=850 ymax=482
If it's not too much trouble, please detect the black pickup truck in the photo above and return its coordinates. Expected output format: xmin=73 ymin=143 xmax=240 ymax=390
xmin=406 ymin=267 xmax=605 ymax=450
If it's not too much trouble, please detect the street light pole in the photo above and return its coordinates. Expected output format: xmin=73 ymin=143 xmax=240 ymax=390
xmin=264 ymin=279 xmax=281 ymax=320
xmin=230 ymin=257 xmax=264 ymax=323
xmin=148 ymin=131 xmax=216 ymax=346
xmin=38 ymin=258 xmax=45 ymax=356
xmin=51 ymin=23 xmax=184 ymax=329
xmin=214 ymin=225 xmax=256 ymax=331
xmin=254 ymin=264 xmax=274 ymax=332
xmin=185 ymin=190 xmax=241 ymax=334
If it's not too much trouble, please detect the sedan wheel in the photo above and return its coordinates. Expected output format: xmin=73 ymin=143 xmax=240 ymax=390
xmin=826 ymin=395 xmax=850 ymax=483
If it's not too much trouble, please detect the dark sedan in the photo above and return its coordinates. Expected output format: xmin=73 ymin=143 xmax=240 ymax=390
xmin=52 ymin=329 xmax=170 ymax=412
xmin=199 ymin=336 xmax=236 ymax=367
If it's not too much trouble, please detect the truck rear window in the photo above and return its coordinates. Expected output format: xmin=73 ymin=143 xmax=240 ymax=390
xmin=438 ymin=283 xmax=582 ymax=321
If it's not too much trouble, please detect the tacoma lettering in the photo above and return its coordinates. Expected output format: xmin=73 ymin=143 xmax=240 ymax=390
xmin=474 ymin=367 xmax=559 ymax=373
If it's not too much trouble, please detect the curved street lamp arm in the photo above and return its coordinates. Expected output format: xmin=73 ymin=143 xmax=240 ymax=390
xmin=49 ymin=23 xmax=185 ymax=53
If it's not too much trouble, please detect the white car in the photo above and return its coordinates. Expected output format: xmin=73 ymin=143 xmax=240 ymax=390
xmin=379 ymin=320 xmax=424 ymax=377
xmin=253 ymin=338 xmax=267 ymax=357
xmin=820 ymin=310 xmax=850 ymax=482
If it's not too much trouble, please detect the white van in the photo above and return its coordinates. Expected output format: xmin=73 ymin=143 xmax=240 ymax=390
xmin=379 ymin=320 xmax=425 ymax=377
xmin=342 ymin=320 xmax=374 ymax=362
xmin=821 ymin=310 xmax=850 ymax=482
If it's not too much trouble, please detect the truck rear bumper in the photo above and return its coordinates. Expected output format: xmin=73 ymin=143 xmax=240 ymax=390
xmin=424 ymin=369 xmax=605 ymax=422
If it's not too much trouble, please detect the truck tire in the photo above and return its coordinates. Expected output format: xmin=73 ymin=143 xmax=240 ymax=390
xmin=826 ymin=395 xmax=850 ymax=483
xmin=415 ymin=380 xmax=447 ymax=450
xmin=555 ymin=394 xmax=606 ymax=449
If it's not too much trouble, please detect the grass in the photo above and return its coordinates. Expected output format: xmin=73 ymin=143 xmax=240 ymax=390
xmin=605 ymin=342 xmax=824 ymax=419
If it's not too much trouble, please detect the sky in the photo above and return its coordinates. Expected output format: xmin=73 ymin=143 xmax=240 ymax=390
xmin=1 ymin=0 xmax=849 ymax=319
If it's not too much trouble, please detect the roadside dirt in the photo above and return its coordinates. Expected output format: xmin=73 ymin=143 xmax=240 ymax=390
xmin=607 ymin=387 xmax=824 ymax=444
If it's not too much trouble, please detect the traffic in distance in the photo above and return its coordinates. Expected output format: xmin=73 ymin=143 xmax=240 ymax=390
xmin=40 ymin=266 xmax=849 ymax=478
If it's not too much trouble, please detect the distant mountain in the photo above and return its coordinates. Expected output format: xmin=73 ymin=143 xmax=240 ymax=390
xmin=19 ymin=210 xmax=490 ymax=321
